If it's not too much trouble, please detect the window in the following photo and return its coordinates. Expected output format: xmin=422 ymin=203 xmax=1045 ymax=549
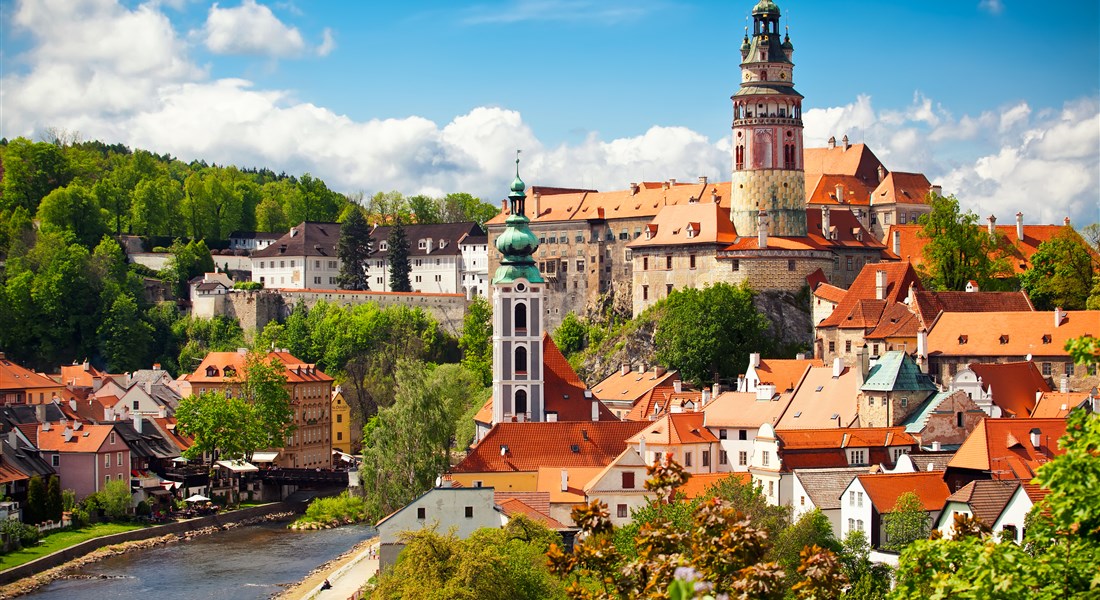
xmin=515 ymin=346 xmax=528 ymax=375
xmin=104 ymin=454 xmax=110 ymax=468
xmin=642 ymin=257 xmax=649 ymax=270
xmin=849 ymin=450 xmax=866 ymax=465
xmin=739 ymin=429 xmax=747 ymax=441
xmin=665 ymin=256 xmax=673 ymax=269
xmin=336 ymin=413 xmax=343 ymax=423
xmin=52 ymin=455 xmax=59 ymax=467
xmin=768 ymin=481 xmax=774 ymax=496
xmin=956 ymin=411 xmax=964 ymax=427
xmin=642 ymin=285 xmax=649 ymax=301
xmin=788 ymin=259 xmax=796 ymax=271
xmin=1065 ymin=362 xmax=1075 ymax=376
xmin=280 ymin=261 xmax=285 ymax=268
xmin=800 ymin=496 xmax=805 ymax=506
xmin=848 ymin=518 xmax=854 ymax=531
xmin=622 ymin=472 xmax=635 ymax=489
xmin=110 ymin=432 xmax=116 ymax=445
xmin=689 ymin=255 xmax=697 ymax=269
xmin=133 ymin=400 xmax=139 ymax=410
xmin=738 ymin=451 xmax=748 ymax=466
xmin=732 ymin=259 xmax=740 ymax=271
xmin=337 ymin=432 xmax=343 ymax=441
xmin=881 ymin=398 xmax=888 ymax=406
xmin=617 ymin=504 xmax=628 ymax=518
xmin=514 ymin=389 xmax=528 ymax=414
xmin=719 ymin=429 xmax=728 ymax=440
xmin=702 ymin=450 xmax=711 ymax=467
xmin=684 ymin=452 xmax=693 ymax=467
xmin=329 ymin=261 xmax=337 ymax=269
xmin=105 ymin=475 xmax=110 ymax=486
xmin=849 ymin=491 xmax=856 ymax=506
xmin=900 ymin=397 xmax=908 ymax=408
xmin=857 ymin=519 xmax=864 ymax=531
xmin=857 ymin=492 xmax=864 ymax=507
xmin=314 ymin=276 xmax=321 ymax=284
xmin=417 ymin=507 xmax=426 ymax=520
xmin=1002 ymin=524 xmax=1018 ymax=542
xmin=315 ymin=260 xmax=321 ymax=268
xmin=464 ymin=506 xmax=473 ymax=518
xmin=117 ymin=452 xmax=123 ymax=466
xmin=828 ymin=341 xmax=836 ymax=353
xmin=666 ymin=284 xmax=673 ymax=297
xmin=847 ymin=257 xmax=853 ymax=271
xmin=762 ymin=451 xmax=770 ymax=466
xmin=290 ymin=260 xmax=295 ymax=268
xmin=514 ymin=302 xmax=527 ymax=331
xmin=260 ymin=261 xmax=265 ymax=269
xmin=720 ymin=450 xmax=728 ymax=465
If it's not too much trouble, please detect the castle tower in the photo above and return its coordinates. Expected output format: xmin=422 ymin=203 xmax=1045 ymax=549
xmin=491 ymin=155 xmax=546 ymax=425
xmin=731 ymin=0 xmax=806 ymax=238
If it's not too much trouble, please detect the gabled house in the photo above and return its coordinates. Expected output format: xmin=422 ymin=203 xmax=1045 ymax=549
xmin=950 ymin=361 xmax=1052 ymax=417
xmin=331 ymin=386 xmax=353 ymax=454
xmin=900 ymin=390 xmax=986 ymax=449
xmin=737 ymin=353 xmax=819 ymax=394
xmin=814 ymin=262 xmax=922 ymax=365
xmin=701 ymin=389 xmax=793 ymax=472
xmin=0 ymin=353 xmax=69 ymax=405
xmin=857 ymin=351 xmax=938 ymax=428
xmin=622 ymin=384 xmax=704 ymax=422
xmin=626 ymin=412 xmax=718 ymax=474
xmin=1031 ymin=391 xmax=1096 ymax=418
xmin=375 ymin=487 xmax=502 ymax=571
xmin=775 ymin=359 xmax=862 ymax=430
xmin=0 ymin=427 xmax=55 ymax=518
xmin=32 ymin=422 xmax=131 ymax=500
xmin=791 ymin=466 xmax=871 ymax=534
xmin=943 ymin=418 xmax=1067 ymax=492
xmin=592 ymin=364 xmax=680 ymax=419
xmin=934 ymin=480 xmax=1021 ymax=540
xmin=581 ymin=448 xmax=652 ymax=525
xmin=840 ymin=471 xmax=950 ymax=548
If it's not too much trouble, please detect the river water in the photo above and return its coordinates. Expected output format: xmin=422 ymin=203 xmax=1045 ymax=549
xmin=23 ymin=522 xmax=377 ymax=600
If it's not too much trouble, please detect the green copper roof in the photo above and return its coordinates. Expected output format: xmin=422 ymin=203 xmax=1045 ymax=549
xmin=753 ymin=0 xmax=780 ymax=16
xmin=493 ymin=154 xmax=544 ymax=285
xmin=860 ymin=351 xmax=938 ymax=393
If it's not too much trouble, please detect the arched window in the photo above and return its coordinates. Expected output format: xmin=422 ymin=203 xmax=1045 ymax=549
xmin=515 ymin=389 xmax=528 ymax=415
xmin=514 ymin=302 xmax=527 ymax=332
xmin=515 ymin=346 xmax=528 ymax=374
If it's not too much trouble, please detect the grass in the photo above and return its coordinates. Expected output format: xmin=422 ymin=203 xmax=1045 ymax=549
xmin=0 ymin=522 xmax=145 ymax=570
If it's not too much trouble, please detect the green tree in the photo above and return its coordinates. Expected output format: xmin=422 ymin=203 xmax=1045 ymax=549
xmin=1020 ymin=228 xmax=1097 ymax=310
xmin=176 ymin=390 xmax=265 ymax=462
xmin=337 ymin=206 xmax=372 ymax=290
xmin=100 ymin=479 xmax=133 ymax=522
xmin=255 ymin=194 xmax=287 ymax=233
xmin=459 ymin=296 xmax=493 ymax=386
xmin=365 ymin=190 xmax=407 ymax=224
xmin=553 ymin=312 xmax=588 ymax=357
xmin=241 ymin=352 xmax=295 ymax=450
xmin=36 ymin=184 xmax=109 ymax=248
xmin=130 ymin=175 xmax=184 ymax=236
xmin=387 ymin=218 xmax=412 ymax=292
xmin=1 ymin=137 xmax=71 ymax=214
xmin=440 ymin=192 xmax=499 ymax=226
xmin=25 ymin=475 xmax=45 ymax=525
xmin=653 ymin=283 xmax=769 ymax=387
xmin=704 ymin=473 xmax=791 ymax=541
xmin=407 ymin=194 xmax=441 ymax=224
xmin=360 ymin=361 xmax=479 ymax=519
xmin=916 ymin=194 xmax=1011 ymax=290
xmin=769 ymin=508 xmax=840 ymax=589
xmin=46 ymin=475 xmax=63 ymax=522
xmin=98 ymin=293 xmax=154 ymax=372
xmin=837 ymin=530 xmax=890 ymax=600
xmin=882 ymin=491 xmax=929 ymax=552
xmin=160 ymin=239 xmax=215 ymax=299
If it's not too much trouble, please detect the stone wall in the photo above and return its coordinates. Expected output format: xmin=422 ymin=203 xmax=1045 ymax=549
xmin=716 ymin=252 xmax=834 ymax=295
xmin=730 ymin=170 xmax=807 ymax=237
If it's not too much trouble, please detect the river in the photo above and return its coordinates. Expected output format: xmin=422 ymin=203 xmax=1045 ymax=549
xmin=23 ymin=522 xmax=377 ymax=600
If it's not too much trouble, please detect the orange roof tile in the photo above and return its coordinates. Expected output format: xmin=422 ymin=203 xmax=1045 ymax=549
xmin=677 ymin=472 xmax=751 ymax=499
xmin=535 ymin=466 xmax=604 ymax=503
xmin=927 ymin=311 xmax=1099 ymax=358
xmin=1031 ymin=392 xmax=1090 ymax=418
xmin=755 ymin=358 xmax=819 ymax=393
xmin=497 ymin=497 xmax=569 ymax=529
xmin=626 ymin=412 xmax=717 ymax=446
xmin=622 ymin=386 xmax=703 ymax=422
xmin=910 ymin=290 xmax=1034 ymax=328
xmin=967 ymin=361 xmax=1051 ymax=418
xmin=776 ymin=427 xmax=916 ymax=450
xmin=885 ymin=222 xmax=1090 ymax=275
xmin=813 ymin=283 xmax=847 ymax=304
xmin=452 ymin=421 xmax=648 ymax=473
xmin=865 ymin=302 xmax=920 ymax=340
xmin=0 ymin=356 xmax=65 ymax=393
xmin=35 ymin=423 xmax=117 ymax=453
xmin=817 ymin=262 xmax=922 ymax=329
xmin=703 ymin=391 xmax=792 ymax=428
xmin=776 ymin=365 xmax=864 ymax=430
xmin=625 ymin=202 xmax=737 ymax=248
xmin=803 ymin=143 xmax=885 ymax=184
xmin=591 ymin=366 xmax=679 ymax=404
xmin=487 ymin=182 xmax=734 ymax=227
xmin=869 ymin=172 xmax=932 ymax=206
xmin=805 ymin=174 xmax=873 ymax=206
xmin=857 ymin=471 xmax=951 ymax=512
xmin=188 ymin=350 xmax=333 ymax=384
xmin=0 ymin=462 xmax=29 ymax=485
xmin=948 ymin=418 xmax=1067 ymax=478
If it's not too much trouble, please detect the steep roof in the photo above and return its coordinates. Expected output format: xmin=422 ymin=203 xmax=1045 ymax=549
xmin=944 ymin=480 xmax=1020 ymax=526
xmin=702 ymin=391 xmax=792 ymax=429
xmin=252 ymin=222 xmax=339 ymax=259
xmin=625 ymin=201 xmax=737 ymax=248
xmin=626 ymin=412 xmax=717 ymax=446
xmin=861 ymin=351 xmax=937 ymax=393
xmin=370 ymin=222 xmax=484 ymax=259
xmin=869 ymin=172 xmax=932 ymax=206
xmin=0 ymin=356 xmax=63 ymax=393
xmin=793 ymin=467 xmax=871 ymax=510
xmin=910 ymin=290 xmax=1033 ymax=327
xmin=591 ymin=366 xmax=679 ymax=404
xmin=678 ymin=472 xmax=751 ymax=499
xmin=884 ymin=222 xmax=1084 ymax=275
xmin=754 ymin=358 xmax=820 ymax=393
xmin=542 ymin=334 xmax=617 ymax=423
xmin=928 ymin=311 xmax=1098 ymax=359
xmin=621 ymin=385 xmax=701 ymax=421
xmin=948 ymin=418 xmax=1067 ymax=478
xmin=817 ymin=262 xmax=922 ymax=329
xmin=776 ymin=427 xmax=916 ymax=450
xmin=776 ymin=364 xmax=862 ymax=430
xmin=803 ymin=143 xmax=885 ymax=184
xmin=967 ymin=361 xmax=1051 ymax=417
xmin=906 ymin=452 xmax=956 ymax=472
xmin=35 ymin=423 xmax=118 ymax=454
xmin=865 ymin=302 xmax=921 ymax=340
xmin=857 ymin=471 xmax=951 ymax=512
xmin=813 ymin=283 xmax=848 ymax=304
xmin=805 ymin=174 xmax=873 ymax=206
xmin=452 ymin=421 xmax=648 ymax=473
xmin=187 ymin=350 xmax=333 ymax=385
xmin=902 ymin=391 xmax=966 ymax=435
xmin=58 ymin=362 xmax=109 ymax=388
xmin=1031 ymin=392 xmax=1091 ymax=418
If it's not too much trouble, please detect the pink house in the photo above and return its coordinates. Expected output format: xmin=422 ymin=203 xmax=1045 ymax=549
xmin=32 ymin=422 xmax=131 ymax=500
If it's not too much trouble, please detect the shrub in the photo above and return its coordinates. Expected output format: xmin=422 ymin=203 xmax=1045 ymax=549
xmin=233 ymin=281 xmax=263 ymax=290
xmin=294 ymin=492 xmax=367 ymax=527
xmin=18 ymin=524 xmax=40 ymax=547
xmin=152 ymin=246 xmax=169 ymax=253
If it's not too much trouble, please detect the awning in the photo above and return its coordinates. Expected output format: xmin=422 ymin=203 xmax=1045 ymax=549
xmin=147 ymin=488 xmax=171 ymax=496
xmin=251 ymin=452 xmax=279 ymax=463
xmin=215 ymin=460 xmax=259 ymax=473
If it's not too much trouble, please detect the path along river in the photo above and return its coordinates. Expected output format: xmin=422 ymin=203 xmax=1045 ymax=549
xmin=21 ymin=522 xmax=376 ymax=600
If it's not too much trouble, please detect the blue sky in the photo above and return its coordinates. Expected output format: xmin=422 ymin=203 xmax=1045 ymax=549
xmin=2 ymin=0 xmax=1098 ymax=224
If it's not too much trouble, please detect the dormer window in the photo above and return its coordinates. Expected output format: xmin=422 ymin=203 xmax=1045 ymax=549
xmin=999 ymin=335 xmax=1009 ymax=344
xmin=1042 ymin=334 xmax=1052 ymax=344
xmin=223 ymin=366 xmax=236 ymax=377
xmin=379 ymin=241 xmax=388 ymax=251
xmin=645 ymin=225 xmax=658 ymax=240
xmin=958 ymin=335 xmax=968 ymax=345
xmin=205 ymin=366 xmax=219 ymax=377
xmin=418 ymin=239 xmax=427 ymax=249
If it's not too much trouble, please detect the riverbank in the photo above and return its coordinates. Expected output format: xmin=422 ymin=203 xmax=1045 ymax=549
xmin=0 ymin=510 xmax=296 ymax=599
xmin=275 ymin=536 xmax=376 ymax=600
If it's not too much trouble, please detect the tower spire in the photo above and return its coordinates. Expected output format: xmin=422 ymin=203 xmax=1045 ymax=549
xmin=493 ymin=153 xmax=542 ymax=284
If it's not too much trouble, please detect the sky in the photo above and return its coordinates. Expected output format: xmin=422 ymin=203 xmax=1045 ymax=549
xmin=1 ymin=0 xmax=1098 ymax=225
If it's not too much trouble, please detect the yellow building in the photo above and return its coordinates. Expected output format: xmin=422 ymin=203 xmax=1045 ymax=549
xmin=331 ymin=386 xmax=353 ymax=454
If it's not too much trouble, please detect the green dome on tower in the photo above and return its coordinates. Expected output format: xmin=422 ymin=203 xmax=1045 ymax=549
xmin=752 ymin=0 xmax=780 ymax=16
xmin=493 ymin=153 xmax=544 ymax=285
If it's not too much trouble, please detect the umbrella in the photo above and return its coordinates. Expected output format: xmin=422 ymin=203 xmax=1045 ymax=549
xmin=185 ymin=494 xmax=210 ymax=503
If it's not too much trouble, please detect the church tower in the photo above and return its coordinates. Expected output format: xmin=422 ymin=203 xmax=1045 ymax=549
xmin=730 ymin=0 xmax=806 ymax=238
xmin=491 ymin=156 xmax=546 ymax=425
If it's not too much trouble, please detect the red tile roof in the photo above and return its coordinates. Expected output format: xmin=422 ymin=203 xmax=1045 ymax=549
xmin=0 ymin=357 xmax=65 ymax=393
xmin=944 ymin=480 xmax=1020 ymax=525
xmin=452 ymin=421 xmax=648 ymax=473
xmin=35 ymin=423 xmax=118 ymax=453
xmin=623 ymin=386 xmax=702 ymax=421
xmin=865 ymin=302 xmax=920 ymax=340
xmin=754 ymin=358 xmax=819 ymax=393
xmin=626 ymin=412 xmax=717 ymax=445
xmin=487 ymin=182 xmax=733 ymax=227
xmin=817 ymin=262 xmax=922 ymax=329
xmin=910 ymin=290 xmax=1034 ymax=328
xmin=592 ymin=366 xmax=679 ymax=404
xmin=884 ymin=222 xmax=1088 ymax=275
xmin=805 ymin=174 xmax=873 ymax=206
xmin=496 ymin=497 xmax=568 ymax=529
xmin=927 ymin=311 xmax=1098 ymax=359
xmin=1031 ymin=392 xmax=1091 ymax=418
xmin=625 ymin=201 xmax=737 ymax=248
xmin=857 ymin=471 xmax=951 ymax=512
xmin=187 ymin=350 xmax=333 ymax=384
xmin=813 ymin=283 xmax=848 ymax=304
xmin=678 ymin=472 xmax=751 ymax=499
xmin=777 ymin=427 xmax=916 ymax=450
xmin=869 ymin=172 xmax=932 ymax=206
xmin=948 ymin=418 xmax=1067 ymax=479
xmin=803 ymin=143 xmax=885 ymax=184
xmin=58 ymin=363 xmax=109 ymax=388
xmin=967 ymin=361 xmax=1051 ymax=418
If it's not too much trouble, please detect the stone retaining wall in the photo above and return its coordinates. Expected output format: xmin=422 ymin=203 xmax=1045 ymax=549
xmin=0 ymin=501 xmax=302 ymax=586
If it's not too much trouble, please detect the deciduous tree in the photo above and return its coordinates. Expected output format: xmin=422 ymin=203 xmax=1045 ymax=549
xmin=882 ymin=491 xmax=929 ymax=551
xmin=1020 ymin=228 xmax=1097 ymax=310
xmin=917 ymin=194 xmax=1011 ymax=290
xmin=459 ymin=296 xmax=492 ymax=385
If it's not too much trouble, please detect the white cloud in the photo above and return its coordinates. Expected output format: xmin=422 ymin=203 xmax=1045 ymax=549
xmin=316 ymin=28 xmax=336 ymax=57
xmin=199 ymin=0 xmax=323 ymax=58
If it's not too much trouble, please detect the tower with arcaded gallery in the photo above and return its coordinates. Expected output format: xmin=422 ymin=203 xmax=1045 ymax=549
xmin=730 ymin=0 xmax=806 ymax=238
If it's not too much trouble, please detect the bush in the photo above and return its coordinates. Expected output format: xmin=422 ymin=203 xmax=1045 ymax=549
xmin=18 ymin=524 xmax=40 ymax=547
xmin=135 ymin=500 xmax=152 ymax=517
xmin=233 ymin=281 xmax=263 ymax=290
xmin=152 ymin=246 xmax=169 ymax=253
xmin=293 ymin=492 xmax=367 ymax=528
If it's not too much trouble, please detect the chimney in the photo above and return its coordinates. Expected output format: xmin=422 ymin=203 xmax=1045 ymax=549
xmin=757 ymin=210 xmax=769 ymax=249
xmin=637 ymin=364 xmax=645 ymax=374
xmin=560 ymin=469 xmax=569 ymax=492
xmin=1055 ymin=307 xmax=1064 ymax=327
xmin=711 ymin=188 xmax=719 ymax=203
xmin=756 ymin=384 xmax=776 ymax=401
xmin=135 ymin=414 xmax=143 ymax=434
xmin=892 ymin=230 xmax=901 ymax=255
xmin=796 ymin=352 xmax=806 ymax=360
xmin=842 ymin=134 xmax=850 ymax=150
xmin=712 ymin=382 xmax=722 ymax=398
xmin=1060 ymin=375 xmax=1070 ymax=394
xmin=931 ymin=441 xmax=941 ymax=452
xmin=669 ymin=178 xmax=677 ymax=187
xmin=630 ymin=183 xmax=639 ymax=195
xmin=639 ymin=435 xmax=647 ymax=459
xmin=877 ymin=165 xmax=885 ymax=183
xmin=35 ymin=404 xmax=46 ymax=424
xmin=533 ymin=191 xmax=541 ymax=218
xmin=153 ymin=363 xmax=161 ymax=371
xmin=1016 ymin=212 xmax=1024 ymax=241
xmin=591 ymin=400 xmax=599 ymax=422
xmin=751 ymin=353 xmax=761 ymax=368
xmin=858 ymin=344 xmax=869 ymax=383
xmin=673 ymin=380 xmax=683 ymax=394
xmin=821 ymin=206 xmax=831 ymax=239
xmin=835 ymin=183 xmax=844 ymax=203
xmin=987 ymin=214 xmax=997 ymax=237
xmin=1064 ymin=216 xmax=1071 ymax=227
xmin=290 ymin=227 xmax=298 ymax=237
xmin=701 ymin=388 xmax=710 ymax=405
xmin=1029 ymin=428 xmax=1041 ymax=449
xmin=654 ymin=366 xmax=667 ymax=377
xmin=7 ymin=429 xmax=17 ymax=450
xmin=917 ymin=327 xmax=928 ymax=359
xmin=875 ymin=269 xmax=888 ymax=300
xmin=930 ymin=185 xmax=942 ymax=197
xmin=42 ymin=422 xmax=51 ymax=431
xmin=69 ymin=398 xmax=77 ymax=412
xmin=621 ymin=363 xmax=630 ymax=376
xmin=828 ymin=136 xmax=836 ymax=149
xmin=832 ymin=357 xmax=843 ymax=378
xmin=63 ymin=427 xmax=73 ymax=442
xmin=698 ymin=176 xmax=708 ymax=185
xmin=501 ymin=199 xmax=508 ymax=214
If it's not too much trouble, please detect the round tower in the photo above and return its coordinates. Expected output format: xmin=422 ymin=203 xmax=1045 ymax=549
xmin=731 ymin=0 xmax=806 ymax=238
